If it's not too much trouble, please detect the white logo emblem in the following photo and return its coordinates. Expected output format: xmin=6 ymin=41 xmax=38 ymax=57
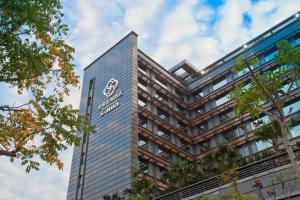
xmin=103 ymin=78 xmax=118 ymax=97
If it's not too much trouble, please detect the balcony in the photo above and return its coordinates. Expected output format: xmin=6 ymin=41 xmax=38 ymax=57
xmin=156 ymin=147 xmax=300 ymax=200
xmin=158 ymin=150 xmax=172 ymax=162
xmin=156 ymin=128 xmax=171 ymax=142
xmin=138 ymin=127 xmax=194 ymax=161
xmin=157 ymin=109 xmax=169 ymax=121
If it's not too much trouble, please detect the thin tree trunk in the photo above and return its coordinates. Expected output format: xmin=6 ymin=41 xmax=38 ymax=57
xmin=272 ymin=139 xmax=280 ymax=154
xmin=233 ymin=179 xmax=241 ymax=200
xmin=279 ymin=119 xmax=300 ymax=181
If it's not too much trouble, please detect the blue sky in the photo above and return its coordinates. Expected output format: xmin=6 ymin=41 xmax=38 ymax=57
xmin=0 ymin=0 xmax=299 ymax=199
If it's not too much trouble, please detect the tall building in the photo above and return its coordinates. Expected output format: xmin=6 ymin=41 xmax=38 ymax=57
xmin=67 ymin=12 xmax=300 ymax=200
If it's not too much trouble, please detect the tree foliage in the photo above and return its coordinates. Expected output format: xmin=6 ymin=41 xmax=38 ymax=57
xmin=200 ymin=143 xmax=242 ymax=177
xmin=253 ymin=118 xmax=282 ymax=153
xmin=123 ymin=177 xmax=158 ymax=200
xmin=0 ymin=0 xmax=94 ymax=172
xmin=230 ymin=40 xmax=300 ymax=180
xmin=103 ymin=192 xmax=124 ymax=200
xmin=162 ymin=159 xmax=200 ymax=189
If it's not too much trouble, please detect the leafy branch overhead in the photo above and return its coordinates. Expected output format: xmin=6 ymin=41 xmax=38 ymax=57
xmin=0 ymin=0 xmax=95 ymax=172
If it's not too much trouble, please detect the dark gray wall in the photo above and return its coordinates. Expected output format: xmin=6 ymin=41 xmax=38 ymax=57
xmin=67 ymin=32 xmax=138 ymax=200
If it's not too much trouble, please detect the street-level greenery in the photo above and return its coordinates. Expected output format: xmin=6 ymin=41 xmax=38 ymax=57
xmin=0 ymin=0 xmax=94 ymax=172
xmin=103 ymin=144 xmax=256 ymax=200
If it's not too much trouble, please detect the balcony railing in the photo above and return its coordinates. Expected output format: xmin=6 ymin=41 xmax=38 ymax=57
xmin=155 ymin=147 xmax=300 ymax=200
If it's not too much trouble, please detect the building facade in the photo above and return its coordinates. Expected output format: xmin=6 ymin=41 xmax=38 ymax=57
xmin=67 ymin=12 xmax=300 ymax=200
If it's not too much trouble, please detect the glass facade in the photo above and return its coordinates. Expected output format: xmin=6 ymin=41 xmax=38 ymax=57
xmin=67 ymin=32 xmax=138 ymax=200
xmin=67 ymin=13 xmax=300 ymax=200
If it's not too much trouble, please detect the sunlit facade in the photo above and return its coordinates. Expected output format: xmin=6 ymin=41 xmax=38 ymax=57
xmin=67 ymin=12 xmax=300 ymax=200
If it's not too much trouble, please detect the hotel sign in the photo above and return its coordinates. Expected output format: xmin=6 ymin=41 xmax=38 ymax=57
xmin=98 ymin=78 xmax=123 ymax=116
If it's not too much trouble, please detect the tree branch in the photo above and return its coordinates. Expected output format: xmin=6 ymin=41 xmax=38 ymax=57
xmin=251 ymin=105 xmax=274 ymax=118
xmin=14 ymin=132 xmax=35 ymax=152
xmin=283 ymin=75 xmax=297 ymax=103
xmin=0 ymin=149 xmax=17 ymax=157
xmin=245 ymin=60 xmax=284 ymax=119
xmin=0 ymin=103 xmax=31 ymax=111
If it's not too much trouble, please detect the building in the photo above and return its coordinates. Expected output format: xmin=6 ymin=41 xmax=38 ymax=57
xmin=66 ymin=12 xmax=300 ymax=200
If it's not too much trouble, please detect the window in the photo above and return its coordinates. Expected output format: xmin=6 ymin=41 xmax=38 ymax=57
xmin=176 ymin=120 xmax=188 ymax=132
xmin=194 ymin=89 xmax=204 ymax=99
xmin=180 ymin=139 xmax=190 ymax=151
xmin=219 ymin=110 xmax=235 ymax=123
xmin=262 ymin=50 xmax=278 ymax=64
xmin=89 ymin=79 xmax=94 ymax=89
xmin=223 ymin=127 xmax=244 ymax=141
xmin=198 ymin=121 xmax=208 ymax=134
xmin=235 ymin=67 xmax=250 ymax=78
xmin=156 ymin=126 xmax=171 ymax=141
xmin=87 ymin=96 xmax=92 ymax=106
xmin=283 ymin=100 xmax=300 ymax=116
xmin=138 ymin=78 xmax=148 ymax=91
xmin=174 ymin=68 xmax=186 ymax=76
xmin=138 ymin=136 xmax=148 ymax=149
xmin=138 ymin=115 xmax=148 ymax=128
xmin=281 ymin=83 xmax=296 ymax=94
xmin=155 ymin=90 xmax=168 ymax=104
xmin=138 ymin=64 xmax=147 ymax=74
xmin=249 ymin=115 xmax=270 ymax=130
xmin=157 ymin=109 xmax=169 ymax=121
xmin=175 ymin=89 xmax=185 ymax=100
xmin=290 ymin=124 xmax=300 ymax=138
xmin=239 ymin=145 xmax=250 ymax=157
xmin=215 ymin=94 xmax=230 ymax=107
xmin=199 ymin=142 xmax=210 ymax=153
xmin=209 ymin=134 xmax=225 ymax=149
xmin=138 ymin=95 xmax=147 ymax=107
xmin=196 ymin=105 xmax=206 ymax=115
xmin=296 ymin=79 xmax=300 ymax=88
xmin=158 ymin=146 xmax=171 ymax=161
xmin=242 ymin=82 xmax=251 ymax=90
xmin=159 ymin=167 xmax=167 ymax=178
xmin=253 ymin=140 xmax=272 ymax=153
xmin=155 ymin=75 xmax=168 ymax=89
xmin=174 ymin=104 xmax=185 ymax=114
xmin=293 ymin=35 xmax=300 ymax=47
xmin=138 ymin=158 xmax=149 ymax=174
xmin=213 ymin=77 xmax=227 ymax=91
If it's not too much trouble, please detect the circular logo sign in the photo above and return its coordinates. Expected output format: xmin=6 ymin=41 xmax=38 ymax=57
xmin=103 ymin=78 xmax=119 ymax=97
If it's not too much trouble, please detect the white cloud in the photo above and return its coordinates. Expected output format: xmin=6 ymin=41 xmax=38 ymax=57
xmin=154 ymin=0 xmax=223 ymax=69
xmin=159 ymin=0 xmax=199 ymax=44
xmin=248 ymin=0 xmax=300 ymax=36
xmin=154 ymin=0 xmax=300 ymax=70
xmin=0 ymin=148 xmax=73 ymax=200
xmin=195 ymin=4 xmax=214 ymax=21
xmin=69 ymin=0 xmax=163 ymax=68
xmin=70 ymin=0 xmax=125 ymax=67
xmin=122 ymin=0 xmax=163 ymax=39
xmin=0 ymin=83 xmax=30 ymax=106
xmin=1 ymin=0 xmax=300 ymax=199
xmin=214 ymin=0 xmax=252 ymax=52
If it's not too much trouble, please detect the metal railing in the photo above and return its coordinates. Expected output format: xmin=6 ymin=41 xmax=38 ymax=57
xmin=155 ymin=147 xmax=300 ymax=200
